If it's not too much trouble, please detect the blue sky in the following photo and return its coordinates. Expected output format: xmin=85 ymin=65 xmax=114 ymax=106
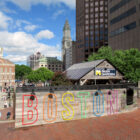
xmin=0 ymin=0 xmax=76 ymax=64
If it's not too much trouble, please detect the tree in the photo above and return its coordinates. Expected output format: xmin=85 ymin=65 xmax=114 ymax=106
xmin=88 ymin=46 xmax=114 ymax=63
xmin=27 ymin=67 xmax=54 ymax=86
xmin=88 ymin=46 xmax=140 ymax=83
xmin=15 ymin=65 xmax=32 ymax=80
xmin=51 ymin=72 xmax=72 ymax=86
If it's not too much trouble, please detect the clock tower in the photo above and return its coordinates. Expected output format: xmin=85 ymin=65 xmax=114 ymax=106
xmin=62 ymin=20 xmax=72 ymax=70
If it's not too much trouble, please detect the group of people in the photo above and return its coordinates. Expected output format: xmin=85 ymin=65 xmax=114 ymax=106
xmin=2 ymin=87 xmax=11 ymax=108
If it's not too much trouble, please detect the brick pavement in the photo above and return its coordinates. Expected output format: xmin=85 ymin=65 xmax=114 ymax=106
xmin=0 ymin=108 xmax=140 ymax=140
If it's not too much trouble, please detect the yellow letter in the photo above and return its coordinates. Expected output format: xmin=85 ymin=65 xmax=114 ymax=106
xmin=62 ymin=92 xmax=74 ymax=120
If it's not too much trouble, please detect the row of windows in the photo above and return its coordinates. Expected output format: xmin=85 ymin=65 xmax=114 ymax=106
xmin=85 ymin=29 xmax=108 ymax=35
xmin=85 ymin=18 xmax=108 ymax=24
xmin=41 ymin=65 xmax=62 ymax=67
xmin=110 ymin=0 xmax=132 ymax=14
xmin=85 ymin=24 xmax=108 ymax=30
xmin=85 ymin=38 xmax=108 ymax=47
xmin=110 ymin=7 xmax=136 ymax=25
xmin=85 ymin=7 xmax=107 ymax=13
xmin=110 ymin=21 xmax=136 ymax=37
xmin=85 ymin=12 xmax=107 ymax=19
xmin=0 ymin=75 xmax=14 ymax=80
xmin=85 ymin=0 xmax=108 ymax=6
xmin=0 ymin=67 xmax=13 ymax=73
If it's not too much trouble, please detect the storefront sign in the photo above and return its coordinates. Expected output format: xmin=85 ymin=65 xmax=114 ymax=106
xmin=95 ymin=69 xmax=116 ymax=76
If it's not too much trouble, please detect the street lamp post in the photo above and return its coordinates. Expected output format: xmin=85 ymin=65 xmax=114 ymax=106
xmin=94 ymin=64 xmax=96 ymax=85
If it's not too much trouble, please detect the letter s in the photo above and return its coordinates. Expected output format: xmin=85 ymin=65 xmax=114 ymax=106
xmin=62 ymin=93 xmax=74 ymax=120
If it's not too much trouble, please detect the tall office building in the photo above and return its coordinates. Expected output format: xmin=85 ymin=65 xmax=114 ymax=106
xmin=76 ymin=0 xmax=108 ymax=63
xmin=108 ymin=0 xmax=140 ymax=50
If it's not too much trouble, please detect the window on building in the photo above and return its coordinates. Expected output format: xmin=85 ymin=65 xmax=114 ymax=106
xmin=91 ymin=2 xmax=93 ymax=6
xmin=5 ymin=68 xmax=7 ymax=73
xmin=90 ymin=19 xmax=93 ymax=23
xmin=85 ymin=3 xmax=89 ymax=7
xmin=95 ymin=8 xmax=98 ymax=12
xmin=95 ymin=36 xmax=99 ymax=41
xmin=105 ymin=24 xmax=108 ymax=28
xmin=90 ymin=42 xmax=94 ymax=47
xmin=90 ymin=31 xmax=93 ymax=35
xmin=90 ymin=37 xmax=94 ymax=40
xmin=100 ymin=7 xmax=103 ymax=11
xmin=85 ymin=42 xmax=89 ymax=47
xmin=85 ymin=31 xmax=89 ymax=35
xmin=90 ymin=14 xmax=94 ymax=18
xmin=85 ymin=26 xmax=89 ymax=30
xmin=85 ymin=20 xmax=89 ymax=24
xmin=90 ymin=25 xmax=93 ymax=29
xmin=100 ymin=1 xmax=104 ymax=5
xmin=90 ymin=8 xmax=94 ymax=12
xmin=100 ymin=24 xmax=104 ymax=28
xmin=100 ymin=12 xmax=104 ymax=17
xmin=85 ymin=36 xmax=89 ymax=41
xmin=100 ymin=35 xmax=103 ymax=40
xmin=110 ymin=0 xmax=132 ymax=13
xmin=110 ymin=7 xmax=136 ymax=25
xmin=110 ymin=21 xmax=136 ymax=37
xmin=85 ymin=9 xmax=89 ymax=13
xmin=100 ymin=18 xmax=103 ymax=22
xmin=95 ymin=24 xmax=98 ymax=28
xmin=85 ymin=15 xmax=89 ymax=19
xmin=95 ymin=42 xmax=99 ymax=47
xmin=95 ymin=30 xmax=99 ymax=34
xmin=95 ymin=1 xmax=99 ymax=6
xmin=95 ymin=19 xmax=99 ymax=23
xmin=95 ymin=13 xmax=99 ymax=18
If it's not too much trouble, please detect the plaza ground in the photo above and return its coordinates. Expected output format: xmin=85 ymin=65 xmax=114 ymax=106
xmin=0 ymin=107 xmax=140 ymax=140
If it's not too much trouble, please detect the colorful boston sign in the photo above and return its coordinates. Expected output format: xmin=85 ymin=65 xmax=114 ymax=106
xmin=21 ymin=90 xmax=118 ymax=126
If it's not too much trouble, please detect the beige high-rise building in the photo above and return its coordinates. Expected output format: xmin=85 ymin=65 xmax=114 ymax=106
xmin=62 ymin=20 xmax=73 ymax=70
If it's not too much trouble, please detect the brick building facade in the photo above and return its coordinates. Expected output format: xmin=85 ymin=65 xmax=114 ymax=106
xmin=0 ymin=48 xmax=15 ymax=87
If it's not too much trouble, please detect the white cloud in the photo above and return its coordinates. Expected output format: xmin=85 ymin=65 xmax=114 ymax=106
xmin=0 ymin=11 xmax=12 ymax=30
xmin=35 ymin=30 xmax=54 ymax=40
xmin=24 ymin=25 xmax=38 ymax=32
xmin=5 ymin=55 xmax=27 ymax=63
xmin=53 ymin=9 xmax=65 ymax=19
xmin=0 ymin=31 xmax=61 ymax=63
xmin=6 ymin=0 xmax=75 ymax=11
xmin=16 ymin=19 xmax=30 ymax=27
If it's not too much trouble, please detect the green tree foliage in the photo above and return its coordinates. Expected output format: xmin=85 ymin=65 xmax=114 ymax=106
xmin=88 ymin=46 xmax=140 ymax=83
xmin=15 ymin=65 xmax=32 ymax=80
xmin=27 ymin=67 xmax=54 ymax=84
xmin=51 ymin=72 xmax=72 ymax=86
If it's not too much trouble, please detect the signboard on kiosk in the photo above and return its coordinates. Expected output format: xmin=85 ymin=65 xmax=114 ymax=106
xmin=95 ymin=69 xmax=116 ymax=76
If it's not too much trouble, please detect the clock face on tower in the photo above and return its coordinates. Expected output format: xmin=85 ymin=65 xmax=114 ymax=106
xmin=67 ymin=42 xmax=70 ymax=46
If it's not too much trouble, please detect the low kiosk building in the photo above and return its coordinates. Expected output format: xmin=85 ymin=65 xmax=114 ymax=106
xmin=66 ymin=59 xmax=124 ymax=85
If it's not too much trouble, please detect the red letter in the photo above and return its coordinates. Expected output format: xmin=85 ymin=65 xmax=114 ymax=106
xmin=22 ymin=95 xmax=38 ymax=125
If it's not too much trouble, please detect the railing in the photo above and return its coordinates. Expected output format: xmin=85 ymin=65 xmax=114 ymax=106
xmin=16 ymin=83 xmax=137 ymax=92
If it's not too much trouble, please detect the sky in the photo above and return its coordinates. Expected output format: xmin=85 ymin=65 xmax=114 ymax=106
xmin=0 ymin=0 xmax=76 ymax=64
